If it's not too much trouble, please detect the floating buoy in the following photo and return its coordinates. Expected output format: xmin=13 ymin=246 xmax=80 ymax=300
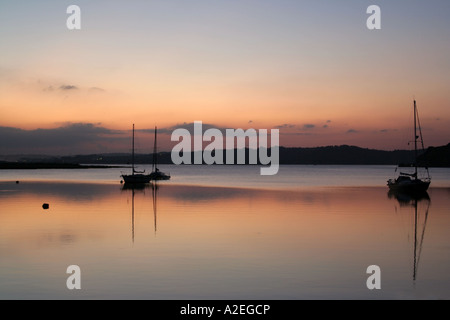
xmin=16 ymin=181 xmax=19 ymax=184
xmin=42 ymin=203 xmax=49 ymax=210
xmin=120 ymin=180 xmax=123 ymax=184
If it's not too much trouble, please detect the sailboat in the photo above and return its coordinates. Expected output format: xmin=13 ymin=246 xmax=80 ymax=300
xmin=149 ymin=126 xmax=171 ymax=181
xmin=387 ymin=100 xmax=431 ymax=193
xmin=121 ymin=124 xmax=152 ymax=184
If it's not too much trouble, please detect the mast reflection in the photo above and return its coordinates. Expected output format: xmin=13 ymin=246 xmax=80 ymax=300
xmin=388 ymin=190 xmax=431 ymax=282
xmin=121 ymin=183 xmax=149 ymax=243
xmin=121 ymin=182 xmax=159 ymax=242
xmin=151 ymin=181 xmax=158 ymax=235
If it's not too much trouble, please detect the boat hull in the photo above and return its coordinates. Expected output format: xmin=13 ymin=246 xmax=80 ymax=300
xmin=387 ymin=178 xmax=430 ymax=193
xmin=122 ymin=174 xmax=152 ymax=184
xmin=150 ymin=171 xmax=171 ymax=181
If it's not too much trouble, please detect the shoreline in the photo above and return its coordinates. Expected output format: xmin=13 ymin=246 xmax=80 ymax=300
xmin=0 ymin=162 xmax=125 ymax=169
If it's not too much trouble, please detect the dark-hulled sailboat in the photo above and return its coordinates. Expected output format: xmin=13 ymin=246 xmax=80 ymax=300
xmin=149 ymin=126 xmax=170 ymax=181
xmin=121 ymin=124 xmax=152 ymax=184
xmin=387 ymin=100 xmax=431 ymax=193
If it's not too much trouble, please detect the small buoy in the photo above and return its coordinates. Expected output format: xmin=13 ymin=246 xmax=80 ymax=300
xmin=42 ymin=203 xmax=49 ymax=210
xmin=120 ymin=180 xmax=123 ymax=184
xmin=16 ymin=181 xmax=19 ymax=184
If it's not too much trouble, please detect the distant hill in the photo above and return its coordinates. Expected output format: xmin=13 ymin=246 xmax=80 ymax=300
xmin=278 ymin=145 xmax=416 ymax=165
xmin=0 ymin=162 xmax=119 ymax=169
xmin=0 ymin=143 xmax=450 ymax=168
xmin=417 ymin=143 xmax=450 ymax=167
xmin=3 ymin=143 xmax=448 ymax=168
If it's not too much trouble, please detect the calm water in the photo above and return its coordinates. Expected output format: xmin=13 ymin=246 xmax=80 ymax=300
xmin=1 ymin=165 xmax=449 ymax=299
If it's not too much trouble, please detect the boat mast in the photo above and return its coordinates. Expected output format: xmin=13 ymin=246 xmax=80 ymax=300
xmin=132 ymin=124 xmax=135 ymax=175
xmin=153 ymin=126 xmax=157 ymax=172
xmin=414 ymin=101 xmax=418 ymax=179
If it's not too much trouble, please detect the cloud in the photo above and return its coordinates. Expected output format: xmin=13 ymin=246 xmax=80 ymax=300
xmin=283 ymin=132 xmax=314 ymax=136
xmin=139 ymin=122 xmax=230 ymax=135
xmin=275 ymin=123 xmax=296 ymax=129
xmin=0 ymin=123 xmax=126 ymax=155
xmin=59 ymin=85 xmax=78 ymax=90
xmin=138 ymin=122 xmax=275 ymax=141
xmin=43 ymin=85 xmax=55 ymax=92
xmin=274 ymin=123 xmax=316 ymax=130
xmin=88 ymin=87 xmax=106 ymax=93
xmin=42 ymin=83 xmax=105 ymax=94
xmin=379 ymin=128 xmax=398 ymax=133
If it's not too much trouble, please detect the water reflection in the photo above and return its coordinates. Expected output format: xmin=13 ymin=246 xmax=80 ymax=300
xmin=388 ymin=190 xmax=431 ymax=282
xmin=388 ymin=190 xmax=430 ymax=206
xmin=121 ymin=182 xmax=159 ymax=242
xmin=2 ymin=180 xmax=450 ymax=299
xmin=152 ymin=182 xmax=158 ymax=235
xmin=0 ymin=181 xmax=118 ymax=201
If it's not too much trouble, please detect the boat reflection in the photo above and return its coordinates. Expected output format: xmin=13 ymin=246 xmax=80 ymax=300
xmin=121 ymin=181 xmax=159 ymax=243
xmin=388 ymin=190 xmax=431 ymax=282
xmin=121 ymin=182 xmax=151 ymax=191
xmin=388 ymin=189 xmax=430 ymax=206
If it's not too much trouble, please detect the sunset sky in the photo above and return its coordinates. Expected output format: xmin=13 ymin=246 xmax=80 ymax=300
xmin=1 ymin=0 xmax=449 ymax=155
